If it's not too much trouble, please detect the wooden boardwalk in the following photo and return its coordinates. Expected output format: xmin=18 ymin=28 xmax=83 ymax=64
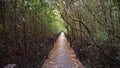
xmin=42 ymin=32 xmax=84 ymax=68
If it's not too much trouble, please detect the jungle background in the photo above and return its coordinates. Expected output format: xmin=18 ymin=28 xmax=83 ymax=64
xmin=0 ymin=0 xmax=120 ymax=68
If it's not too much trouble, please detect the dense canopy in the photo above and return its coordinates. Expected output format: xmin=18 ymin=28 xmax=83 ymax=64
xmin=0 ymin=0 xmax=120 ymax=68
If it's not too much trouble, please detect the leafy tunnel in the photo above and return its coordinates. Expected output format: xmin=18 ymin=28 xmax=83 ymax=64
xmin=0 ymin=0 xmax=120 ymax=68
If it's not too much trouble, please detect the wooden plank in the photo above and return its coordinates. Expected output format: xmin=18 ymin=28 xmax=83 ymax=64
xmin=4 ymin=64 xmax=16 ymax=68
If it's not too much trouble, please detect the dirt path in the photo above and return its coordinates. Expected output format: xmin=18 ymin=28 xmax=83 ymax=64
xmin=42 ymin=32 xmax=84 ymax=68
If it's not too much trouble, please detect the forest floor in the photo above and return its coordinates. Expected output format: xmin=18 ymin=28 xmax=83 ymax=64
xmin=42 ymin=32 xmax=84 ymax=68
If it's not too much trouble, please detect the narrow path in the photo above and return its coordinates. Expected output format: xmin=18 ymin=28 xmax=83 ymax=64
xmin=42 ymin=32 xmax=84 ymax=68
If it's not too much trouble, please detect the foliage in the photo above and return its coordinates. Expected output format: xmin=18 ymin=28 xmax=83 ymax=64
xmin=0 ymin=0 xmax=120 ymax=68
xmin=54 ymin=0 xmax=120 ymax=67
xmin=0 ymin=0 xmax=66 ymax=67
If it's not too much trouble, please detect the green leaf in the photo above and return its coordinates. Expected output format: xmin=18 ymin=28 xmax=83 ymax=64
xmin=0 ymin=24 xmax=3 ymax=30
